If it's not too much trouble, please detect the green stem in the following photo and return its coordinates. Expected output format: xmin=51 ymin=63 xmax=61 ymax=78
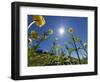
xmin=72 ymin=35 xmax=81 ymax=64
xmin=28 ymin=21 xmax=35 ymax=29
xmin=65 ymin=45 xmax=72 ymax=64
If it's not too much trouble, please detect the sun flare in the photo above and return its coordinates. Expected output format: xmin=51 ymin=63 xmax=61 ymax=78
xmin=59 ymin=28 xmax=65 ymax=35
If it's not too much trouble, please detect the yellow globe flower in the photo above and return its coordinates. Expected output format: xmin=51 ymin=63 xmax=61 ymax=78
xmin=68 ymin=27 xmax=74 ymax=33
xmin=75 ymin=37 xmax=81 ymax=42
xmin=57 ymin=44 xmax=61 ymax=49
xmin=33 ymin=15 xmax=46 ymax=27
xmin=41 ymin=35 xmax=48 ymax=40
xmin=48 ymin=29 xmax=53 ymax=35
xmin=55 ymin=37 xmax=58 ymax=41
xmin=31 ymin=30 xmax=38 ymax=39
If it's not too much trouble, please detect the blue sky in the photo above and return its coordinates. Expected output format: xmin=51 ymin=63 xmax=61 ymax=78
xmin=28 ymin=15 xmax=88 ymax=58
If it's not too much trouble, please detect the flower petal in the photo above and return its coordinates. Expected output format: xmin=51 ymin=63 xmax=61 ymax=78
xmin=68 ymin=27 xmax=74 ymax=33
xmin=33 ymin=16 xmax=46 ymax=27
xmin=31 ymin=30 xmax=38 ymax=39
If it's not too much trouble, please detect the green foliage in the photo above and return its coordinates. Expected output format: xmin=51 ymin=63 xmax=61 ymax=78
xmin=28 ymin=47 xmax=87 ymax=66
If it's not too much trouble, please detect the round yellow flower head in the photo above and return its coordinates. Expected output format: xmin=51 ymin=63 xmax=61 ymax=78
xmin=68 ymin=27 xmax=74 ymax=33
xmin=55 ymin=37 xmax=58 ymax=41
xmin=33 ymin=15 xmax=46 ymax=27
xmin=31 ymin=30 xmax=38 ymax=39
xmin=75 ymin=37 xmax=81 ymax=42
xmin=57 ymin=44 xmax=61 ymax=49
xmin=48 ymin=29 xmax=53 ymax=35
xmin=41 ymin=35 xmax=48 ymax=40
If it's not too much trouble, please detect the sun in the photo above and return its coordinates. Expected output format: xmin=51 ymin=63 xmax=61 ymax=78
xmin=59 ymin=28 xmax=65 ymax=35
